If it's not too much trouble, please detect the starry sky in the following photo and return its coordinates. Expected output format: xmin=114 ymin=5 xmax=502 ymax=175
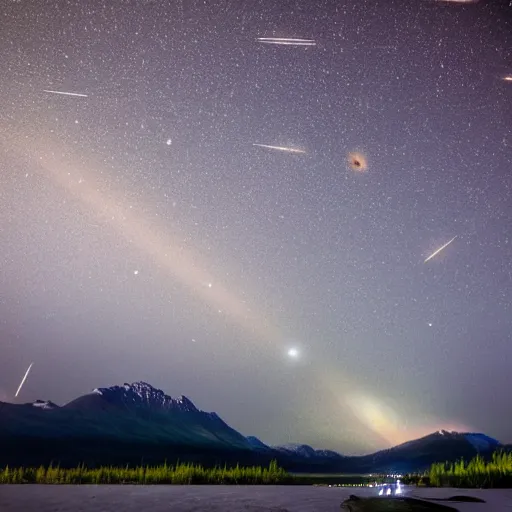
xmin=1 ymin=0 xmax=511 ymax=455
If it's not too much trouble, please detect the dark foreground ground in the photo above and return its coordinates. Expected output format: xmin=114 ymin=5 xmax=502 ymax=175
xmin=0 ymin=485 xmax=510 ymax=511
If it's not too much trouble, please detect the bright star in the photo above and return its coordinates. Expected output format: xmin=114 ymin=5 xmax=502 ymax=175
xmin=288 ymin=348 xmax=299 ymax=358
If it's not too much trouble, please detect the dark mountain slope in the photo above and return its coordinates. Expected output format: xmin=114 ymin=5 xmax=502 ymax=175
xmin=348 ymin=430 xmax=501 ymax=473
xmin=0 ymin=384 xmax=502 ymax=472
xmin=0 ymin=382 xmax=260 ymax=467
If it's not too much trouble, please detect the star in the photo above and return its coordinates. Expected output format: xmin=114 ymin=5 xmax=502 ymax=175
xmin=287 ymin=348 xmax=299 ymax=358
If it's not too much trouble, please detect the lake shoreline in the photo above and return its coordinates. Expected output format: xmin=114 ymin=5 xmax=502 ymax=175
xmin=0 ymin=484 xmax=508 ymax=512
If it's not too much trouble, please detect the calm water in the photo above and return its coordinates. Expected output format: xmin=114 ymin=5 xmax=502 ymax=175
xmin=0 ymin=485 xmax=511 ymax=511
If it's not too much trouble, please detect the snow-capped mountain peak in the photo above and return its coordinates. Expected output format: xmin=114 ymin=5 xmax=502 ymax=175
xmin=272 ymin=443 xmax=343 ymax=460
xmin=31 ymin=400 xmax=58 ymax=410
xmin=92 ymin=381 xmax=198 ymax=413
xmin=273 ymin=443 xmax=317 ymax=458
xmin=174 ymin=395 xmax=198 ymax=412
xmin=433 ymin=430 xmax=500 ymax=450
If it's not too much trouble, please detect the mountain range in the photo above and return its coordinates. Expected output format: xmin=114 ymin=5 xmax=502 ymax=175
xmin=0 ymin=381 xmax=503 ymax=472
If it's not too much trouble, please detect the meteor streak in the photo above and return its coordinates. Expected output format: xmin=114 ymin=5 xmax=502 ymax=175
xmin=256 ymin=37 xmax=316 ymax=46
xmin=424 ymin=236 xmax=458 ymax=263
xmin=252 ymin=143 xmax=306 ymax=154
xmin=43 ymin=90 xmax=88 ymax=97
xmin=15 ymin=363 xmax=34 ymax=398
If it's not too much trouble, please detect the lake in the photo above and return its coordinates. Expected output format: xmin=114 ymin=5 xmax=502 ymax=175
xmin=0 ymin=484 xmax=510 ymax=511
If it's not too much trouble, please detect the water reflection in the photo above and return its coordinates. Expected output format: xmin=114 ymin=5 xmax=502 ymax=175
xmin=377 ymin=479 xmax=402 ymax=496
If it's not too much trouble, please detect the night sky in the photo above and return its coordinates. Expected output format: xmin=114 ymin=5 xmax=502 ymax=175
xmin=1 ymin=0 xmax=511 ymax=455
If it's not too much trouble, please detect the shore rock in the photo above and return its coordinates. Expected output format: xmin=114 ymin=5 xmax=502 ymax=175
xmin=341 ymin=496 xmax=460 ymax=511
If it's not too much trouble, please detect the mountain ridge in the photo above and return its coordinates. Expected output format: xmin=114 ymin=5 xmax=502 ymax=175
xmin=0 ymin=381 xmax=503 ymax=472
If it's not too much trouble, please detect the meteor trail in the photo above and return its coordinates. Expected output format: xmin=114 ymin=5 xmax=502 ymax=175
xmin=424 ymin=236 xmax=458 ymax=263
xmin=15 ymin=363 xmax=34 ymax=398
xmin=252 ymin=143 xmax=306 ymax=154
xmin=43 ymin=90 xmax=88 ymax=97
xmin=256 ymin=37 xmax=316 ymax=46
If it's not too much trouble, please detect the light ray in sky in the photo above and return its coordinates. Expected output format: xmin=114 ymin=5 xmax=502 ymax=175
xmin=8 ymin=137 xmax=279 ymax=347
xmin=15 ymin=363 xmax=34 ymax=398
xmin=43 ymin=90 xmax=89 ymax=98
xmin=1 ymin=134 xmax=398 ymax=447
xmin=252 ymin=143 xmax=306 ymax=154
xmin=424 ymin=236 xmax=458 ymax=263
